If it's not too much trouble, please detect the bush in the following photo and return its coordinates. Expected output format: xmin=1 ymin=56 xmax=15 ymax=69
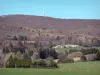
xmin=38 ymin=59 xmax=47 ymax=67
xmin=48 ymin=60 xmax=58 ymax=68
xmin=5 ymin=55 xmax=15 ymax=68
xmin=46 ymin=57 xmax=53 ymax=61
xmin=15 ymin=59 xmax=32 ymax=68
xmin=97 ymin=51 xmax=100 ymax=60
xmin=32 ymin=59 xmax=58 ymax=68
xmin=32 ymin=60 xmax=39 ymax=68
xmin=32 ymin=59 xmax=47 ymax=68
xmin=81 ymin=48 xmax=99 ymax=55
xmin=5 ymin=55 xmax=32 ymax=68
xmin=5 ymin=54 xmax=58 ymax=68
xmin=69 ymin=48 xmax=79 ymax=53
xmin=58 ymin=58 xmax=74 ymax=63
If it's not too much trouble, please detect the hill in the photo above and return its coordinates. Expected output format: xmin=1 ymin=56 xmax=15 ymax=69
xmin=0 ymin=14 xmax=100 ymax=46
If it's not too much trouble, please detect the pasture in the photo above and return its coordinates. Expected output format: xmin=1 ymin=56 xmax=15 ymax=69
xmin=55 ymin=46 xmax=83 ymax=52
xmin=55 ymin=46 xmax=100 ymax=53
xmin=0 ymin=61 xmax=100 ymax=75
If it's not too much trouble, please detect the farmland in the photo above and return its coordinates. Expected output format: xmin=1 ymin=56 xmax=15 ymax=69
xmin=55 ymin=46 xmax=100 ymax=53
xmin=0 ymin=61 xmax=100 ymax=75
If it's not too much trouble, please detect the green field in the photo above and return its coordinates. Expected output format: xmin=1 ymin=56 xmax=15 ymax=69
xmin=55 ymin=46 xmax=100 ymax=53
xmin=55 ymin=46 xmax=83 ymax=52
xmin=0 ymin=61 xmax=100 ymax=75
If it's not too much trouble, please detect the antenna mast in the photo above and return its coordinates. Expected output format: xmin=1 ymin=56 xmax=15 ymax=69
xmin=43 ymin=8 xmax=45 ymax=16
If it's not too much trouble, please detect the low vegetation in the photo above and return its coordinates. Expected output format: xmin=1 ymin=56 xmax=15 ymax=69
xmin=0 ymin=61 xmax=100 ymax=75
xmin=0 ymin=37 xmax=100 ymax=69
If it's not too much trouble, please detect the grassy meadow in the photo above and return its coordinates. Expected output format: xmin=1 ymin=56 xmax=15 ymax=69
xmin=55 ymin=46 xmax=100 ymax=53
xmin=0 ymin=61 xmax=100 ymax=75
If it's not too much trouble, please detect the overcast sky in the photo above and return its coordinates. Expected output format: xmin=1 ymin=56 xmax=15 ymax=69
xmin=0 ymin=0 xmax=100 ymax=19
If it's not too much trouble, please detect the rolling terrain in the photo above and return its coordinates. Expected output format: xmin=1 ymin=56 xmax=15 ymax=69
xmin=0 ymin=14 xmax=100 ymax=46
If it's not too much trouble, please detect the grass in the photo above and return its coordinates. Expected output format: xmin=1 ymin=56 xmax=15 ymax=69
xmin=55 ymin=46 xmax=83 ymax=52
xmin=0 ymin=61 xmax=100 ymax=75
xmin=55 ymin=46 xmax=100 ymax=53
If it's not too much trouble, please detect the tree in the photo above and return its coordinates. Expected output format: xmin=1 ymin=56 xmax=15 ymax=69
xmin=24 ymin=49 xmax=31 ymax=59
xmin=57 ymin=52 xmax=67 ymax=63
xmin=34 ymin=41 xmax=39 ymax=48
xmin=31 ymin=51 xmax=40 ymax=62
xmin=16 ymin=51 xmax=24 ymax=60
xmin=65 ymin=37 xmax=68 ymax=45
xmin=5 ymin=55 xmax=15 ymax=68
xmin=97 ymin=50 xmax=100 ymax=60
xmin=67 ymin=36 xmax=72 ymax=44
xmin=8 ymin=42 xmax=13 ymax=52
xmin=78 ymin=40 xmax=83 ymax=46
xmin=13 ymin=36 xmax=17 ymax=40
xmin=49 ymin=41 xmax=53 ymax=49
xmin=39 ymin=42 xmax=43 ymax=49
xmin=2 ymin=46 xmax=9 ymax=53
xmin=56 ymin=36 xmax=60 ymax=40
xmin=50 ymin=48 xmax=58 ymax=59
xmin=18 ymin=35 xmax=24 ymax=40
xmin=24 ymin=36 xmax=27 ymax=40
xmin=17 ymin=40 xmax=24 ymax=48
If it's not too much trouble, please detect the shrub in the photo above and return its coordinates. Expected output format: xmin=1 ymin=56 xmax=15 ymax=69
xmin=46 ymin=57 xmax=53 ymax=61
xmin=69 ymin=49 xmax=78 ymax=53
xmin=32 ymin=59 xmax=47 ymax=68
xmin=58 ymin=58 xmax=74 ymax=63
xmin=48 ymin=60 xmax=58 ymax=68
xmin=97 ymin=51 xmax=100 ymax=60
xmin=32 ymin=60 xmax=39 ymax=68
xmin=38 ymin=59 xmax=47 ymax=67
xmin=15 ymin=59 xmax=32 ymax=68
xmin=32 ymin=59 xmax=58 ymax=68
xmin=5 ymin=54 xmax=58 ymax=68
xmin=5 ymin=55 xmax=32 ymax=68
xmin=81 ymin=48 xmax=99 ymax=55
xmin=5 ymin=55 xmax=15 ymax=68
